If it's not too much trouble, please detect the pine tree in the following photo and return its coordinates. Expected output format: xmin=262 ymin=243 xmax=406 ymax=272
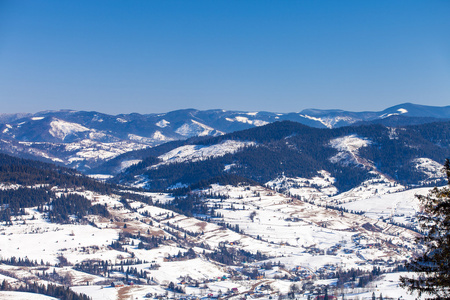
xmin=400 ymin=159 xmax=450 ymax=298
xmin=1 ymin=279 xmax=9 ymax=291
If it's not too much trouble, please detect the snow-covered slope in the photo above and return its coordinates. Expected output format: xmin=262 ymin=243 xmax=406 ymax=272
xmin=329 ymin=135 xmax=372 ymax=167
xmin=155 ymin=140 xmax=255 ymax=167
xmin=175 ymin=119 xmax=223 ymax=137
xmin=0 ymin=166 xmax=433 ymax=300
xmin=49 ymin=119 xmax=90 ymax=140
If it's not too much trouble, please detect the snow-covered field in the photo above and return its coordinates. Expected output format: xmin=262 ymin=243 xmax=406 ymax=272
xmin=0 ymin=291 xmax=58 ymax=300
xmin=0 ymin=180 xmax=433 ymax=299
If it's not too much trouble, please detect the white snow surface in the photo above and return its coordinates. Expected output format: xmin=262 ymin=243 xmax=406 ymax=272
xmin=329 ymin=134 xmax=372 ymax=167
xmin=128 ymin=133 xmax=171 ymax=145
xmin=340 ymin=186 xmax=431 ymax=226
xmin=88 ymin=174 xmax=114 ymax=180
xmin=413 ymin=158 xmax=444 ymax=184
xmin=380 ymin=108 xmax=408 ymax=118
xmin=175 ymin=120 xmax=221 ymax=137
xmin=0 ymin=291 xmax=58 ymax=300
xmin=49 ymin=119 xmax=90 ymax=140
xmin=225 ymin=116 xmax=269 ymax=126
xmin=154 ymin=140 xmax=255 ymax=167
xmin=152 ymin=130 xmax=167 ymax=141
xmin=155 ymin=119 xmax=170 ymax=128
xmin=327 ymin=172 xmax=405 ymax=205
xmin=266 ymin=170 xmax=338 ymax=198
xmin=0 ymin=209 xmax=119 ymax=264
xmin=300 ymin=115 xmax=357 ymax=128
xmin=0 ymin=182 xmax=429 ymax=300
xmin=119 ymin=159 xmax=142 ymax=172
xmin=198 ymin=184 xmax=419 ymax=259
xmin=64 ymin=139 xmax=148 ymax=163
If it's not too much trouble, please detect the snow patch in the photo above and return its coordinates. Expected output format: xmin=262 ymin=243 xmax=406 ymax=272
xmin=175 ymin=120 xmax=222 ymax=137
xmin=340 ymin=186 xmax=427 ymax=226
xmin=413 ymin=158 xmax=444 ymax=184
xmin=128 ymin=133 xmax=171 ymax=145
xmin=88 ymin=174 xmax=114 ymax=180
xmin=329 ymin=135 xmax=371 ymax=166
xmin=330 ymin=172 xmax=405 ymax=204
xmin=88 ymin=131 xmax=107 ymax=140
xmin=156 ymin=119 xmax=170 ymax=128
xmin=116 ymin=118 xmax=127 ymax=123
xmin=152 ymin=130 xmax=167 ymax=141
xmin=155 ymin=140 xmax=255 ymax=167
xmin=266 ymin=170 xmax=338 ymax=198
xmin=224 ymin=163 xmax=236 ymax=172
xmin=300 ymin=114 xmax=357 ymax=128
xmin=31 ymin=117 xmax=44 ymax=121
xmin=49 ymin=119 xmax=90 ymax=140
xmin=119 ymin=159 xmax=142 ymax=172
xmin=380 ymin=108 xmax=409 ymax=118
xmin=226 ymin=116 xmax=268 ymax=127
xmin=64 ymin=140 xmax=148 ymax=162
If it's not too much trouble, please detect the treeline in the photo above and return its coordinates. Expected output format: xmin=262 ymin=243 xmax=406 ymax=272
xmin=0 ymin=186 xmax=109 ymax=224
xmin=0 ymin=153 xmax=114 ymax=194
xmin=112 ymin=120 xmax=450 ymax=192
xmin=158 ymin=194 xmax=209 ymax=217
xmin=170 ymin=174 xmax=257 ymax=196
xmin=334 ymin=267 xmax=382 ymax=288
xmin=0 ymin=256 xmax=48 ymax=267
xmin=0 ymin=187 xmax=51 ymax=217
xmin=0 ymin=281 xmax=91 ymax=300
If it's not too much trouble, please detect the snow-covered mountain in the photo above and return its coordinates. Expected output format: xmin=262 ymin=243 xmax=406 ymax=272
xmin=109 ymin=120 xmax=450 ymax=194
xmin=0 ymin=103 xmax=449 ymax=171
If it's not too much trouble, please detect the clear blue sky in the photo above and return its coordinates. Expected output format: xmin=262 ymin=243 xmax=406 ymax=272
xmin=0 ymin=1 xmax=449 ymax=114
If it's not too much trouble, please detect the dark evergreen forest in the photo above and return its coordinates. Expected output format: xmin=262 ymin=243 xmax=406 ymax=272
xmin=0 ymin=153 xmax=111 ymax=224
xmin=112 ymin=121 xmax=450 ymax=191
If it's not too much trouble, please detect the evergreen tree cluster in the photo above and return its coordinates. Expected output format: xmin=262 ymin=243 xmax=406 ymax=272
xmin=48 ymin=193 xmax=109 ymax=223
xmin=0 ymin=281 xmax=90 ymax=300
xmin=400 ymin=159 xmax=450 ymax=298
xmin=206 ymin=245 xmax=268 ymax=265
xmin=0 ymin=187 xmax=51 ymax=220
xmin=0 ymin=153 xmax=114 ymax=194
xmin=0 ymin=153 xmax=114 ymax=224
xmin=0 ymin=186 xmax=109 ymax=225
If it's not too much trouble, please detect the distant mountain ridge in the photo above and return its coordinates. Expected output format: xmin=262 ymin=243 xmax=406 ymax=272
xmin=0 ymin=103 xmax=449 ymax=171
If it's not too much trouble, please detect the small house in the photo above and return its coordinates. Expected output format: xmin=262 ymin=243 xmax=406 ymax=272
xmin=111 ymin=281 xmax=125 ymax=287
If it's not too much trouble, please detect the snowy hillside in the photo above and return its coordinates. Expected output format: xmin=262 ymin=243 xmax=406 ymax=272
xmin=111 ymin=120 xmax=450 ymax=193
xmin=155 ymin=140 xmax=255 ymax=167
xmin=0 ymin=152 xmax=432 ymax=299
